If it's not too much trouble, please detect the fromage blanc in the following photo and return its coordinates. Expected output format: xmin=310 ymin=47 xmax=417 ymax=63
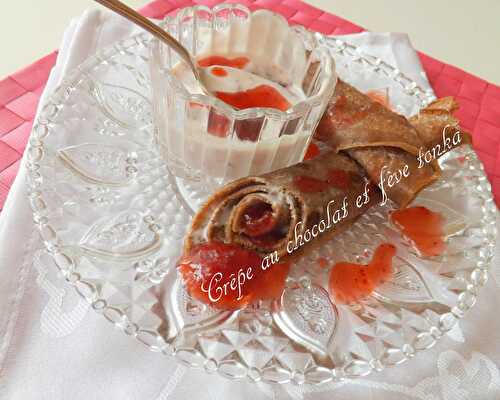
xmin=153 ymin=9 xmax=336 ymax=181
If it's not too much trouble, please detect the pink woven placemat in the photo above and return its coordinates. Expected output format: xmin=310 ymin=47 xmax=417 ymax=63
xmin=1 ymin=0 xmax=499 ymax=212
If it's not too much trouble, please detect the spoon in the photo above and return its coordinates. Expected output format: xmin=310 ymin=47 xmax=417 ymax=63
xmin=93 ymin=0 xmax=210 ymax=95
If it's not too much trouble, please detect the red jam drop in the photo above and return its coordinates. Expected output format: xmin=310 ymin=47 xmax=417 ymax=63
xmin=303 ymin=142 xmax=320 ymax=160
xmin=252 ymin=260 xmax=290 ymax=300
xmin=293 ymin=175 xmax=330 ymax=193
xmin=326 ymin=169 xmax=351 ymax=190
xmin=391 ymin=206 xmax=445 ymax=257
xmin=240 ymin=202 xmax=276 ymax=237
xmin=329 ymin=243 xmax=396 ymax=304
xmin=211 ymin=66 xmax=228 ymax=77
xmin=177 ymin=242 xmax=289 ymax=310
xmin=215 ymin=85 xmax=291 ymax=111
xmin=198 ymin=55 xmax=250 ymax=69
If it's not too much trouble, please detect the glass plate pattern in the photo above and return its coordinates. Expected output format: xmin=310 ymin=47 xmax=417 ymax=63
xmin=26 ymin=28 xmax=497 ymax=385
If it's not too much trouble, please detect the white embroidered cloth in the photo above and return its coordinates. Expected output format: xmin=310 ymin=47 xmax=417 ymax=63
xmin=1 ymin=9 xmax=500 ymax=400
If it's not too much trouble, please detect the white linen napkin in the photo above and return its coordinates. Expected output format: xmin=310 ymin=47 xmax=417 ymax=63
xmin=1 ymin=9 xmax=500 ymax=400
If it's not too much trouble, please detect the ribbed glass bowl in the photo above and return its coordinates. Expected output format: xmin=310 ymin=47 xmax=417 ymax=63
xmin=150 ymin=4 xmax=336 ymax=182
xmin=26 ymin=19 xmax=496 ymax=385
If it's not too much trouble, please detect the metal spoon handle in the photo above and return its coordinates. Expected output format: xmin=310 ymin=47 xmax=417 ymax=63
xmin=93 ymin=0 xmax=199 ymax=79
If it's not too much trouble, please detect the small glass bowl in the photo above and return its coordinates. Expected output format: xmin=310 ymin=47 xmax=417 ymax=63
xmin=150 ymin=4 xmax=337 ymax=182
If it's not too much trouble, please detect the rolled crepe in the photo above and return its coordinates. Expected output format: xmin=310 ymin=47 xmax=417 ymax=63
xmin=184 ymin=151 xmax=381 ymax=259
xmin=315 ymin=79 xmax=440 ymax=207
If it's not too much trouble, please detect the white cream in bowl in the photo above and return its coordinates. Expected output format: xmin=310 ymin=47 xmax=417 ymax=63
xmin=151 ymin=8 xmax=337 ymax=181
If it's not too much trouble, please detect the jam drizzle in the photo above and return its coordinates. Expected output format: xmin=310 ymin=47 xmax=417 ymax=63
xmin=329 ymin=243 xmax=396 ymax=304
xmin=391 ymin=206 xmax=445 ymax=257
xmin=177 ymin=241 xmax=289 ymax=310
xmin=239 ymin=202 xmax=276 ymax=237
xmin=198 ymin=55 xmax=250 ymax=69
xmin=303 ymin=142 xmax=320 ymax=160
xmin=215 ymin=85 xmax=291 ymax=111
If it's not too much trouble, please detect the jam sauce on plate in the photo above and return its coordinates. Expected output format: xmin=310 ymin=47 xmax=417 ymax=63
xmin=329 ymin=243 xmax=396 ymax=304
xmin=391 ymin=206 xmax=445 ymax=257
xmin=178 ymin=242 xmax=289 ymax=310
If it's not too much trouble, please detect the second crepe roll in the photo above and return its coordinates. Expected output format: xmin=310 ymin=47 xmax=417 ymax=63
xmin=315 ymin=79 xmax=440 ymax=207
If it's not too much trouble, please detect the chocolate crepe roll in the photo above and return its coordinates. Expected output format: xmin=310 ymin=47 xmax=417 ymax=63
xmin=315 ymin=79 xmax=440 ymax=207
xmin=184 ymin=151 xmax=381 ymax=259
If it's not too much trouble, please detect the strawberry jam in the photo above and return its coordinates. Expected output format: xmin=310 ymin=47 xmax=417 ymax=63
xmin=303 ymin=142 xmax=320 ymax=160
xmin=329 ymin=243 xmax=396 ymax=304
xmin=211 ymin=66 xmax=228 ymax=77
xmin=177 ymin=242 xmax=289 ymax=310
xmin=391 ymin=206 xmax=445 ymax=257
xmin=198 ymin=55 xmax=250 ymax=69
xmin=239 ymin=202 xmax=276 ymax=237
xmin=215 ymin=85 xmax=291 ymax=111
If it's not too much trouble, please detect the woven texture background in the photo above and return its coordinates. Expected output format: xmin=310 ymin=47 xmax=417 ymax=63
xmin=1 ymin=0 xmax=499 ymax=212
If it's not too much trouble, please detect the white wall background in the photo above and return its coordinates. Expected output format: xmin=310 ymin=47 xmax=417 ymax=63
xmin=0 ymin=0 xmax=499 ymax=84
